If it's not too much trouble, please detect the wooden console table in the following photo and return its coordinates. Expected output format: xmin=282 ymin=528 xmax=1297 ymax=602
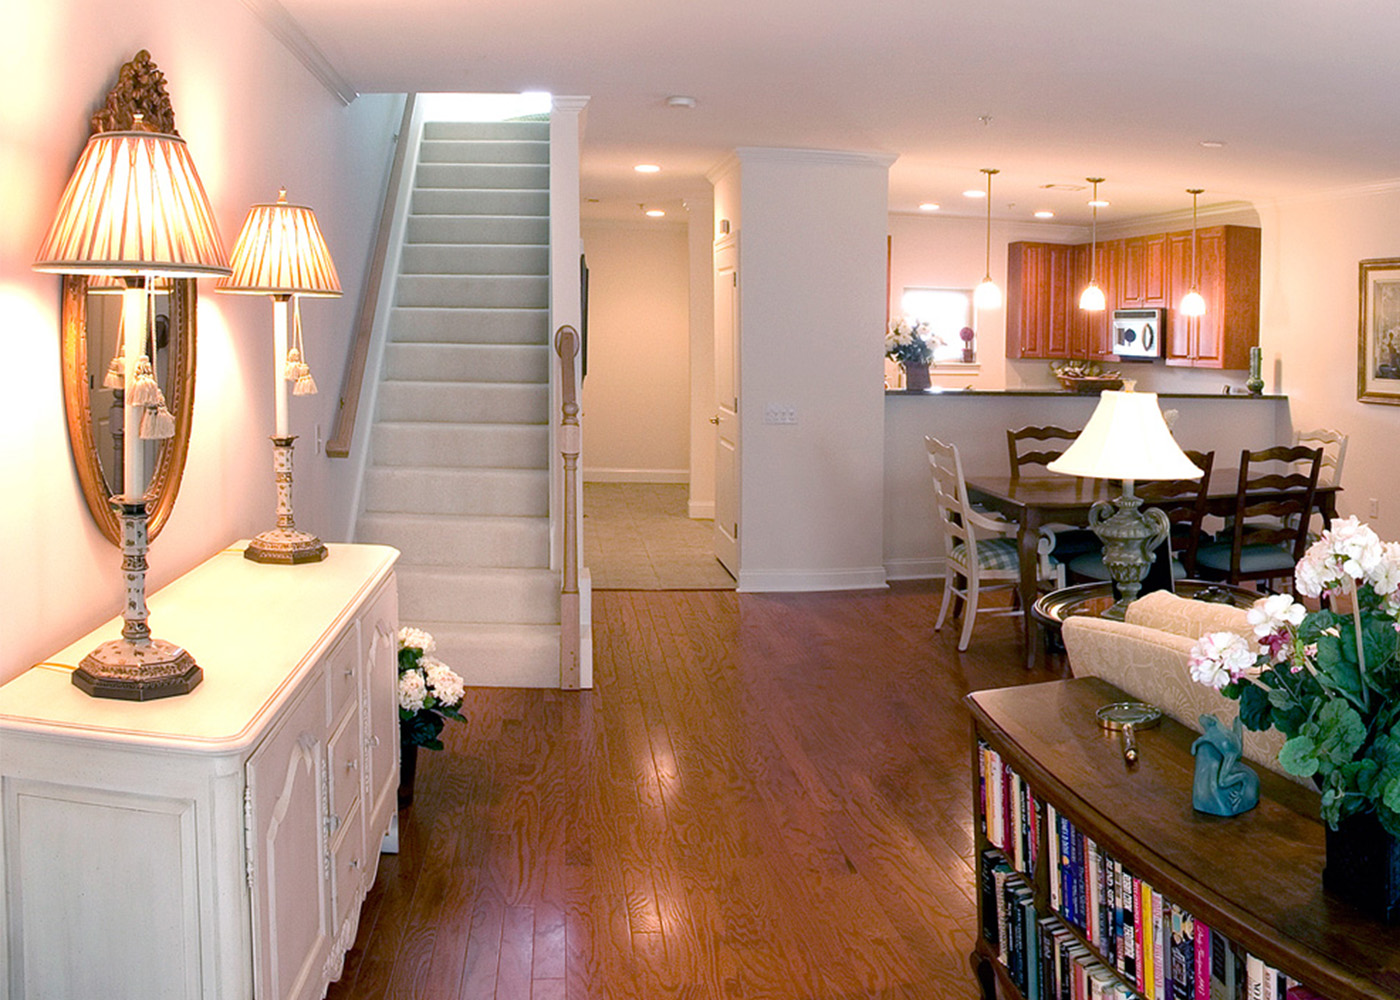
xmin=967 ymin=677 xmax=1400 ymax=1000
xmin=0 ymin=543 xmax=400 ymax=1000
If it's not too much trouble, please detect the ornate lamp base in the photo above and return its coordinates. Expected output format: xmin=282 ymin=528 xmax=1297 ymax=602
xmin=244 ymin=526 xmax=328 ymax=564
xmin=243 ymin=434 xmax=328 ymax=565
xmin=1088 ymin=485 xmax=1171 ymax=621
xmin=74 ymin=637 xmax=202 ymax=701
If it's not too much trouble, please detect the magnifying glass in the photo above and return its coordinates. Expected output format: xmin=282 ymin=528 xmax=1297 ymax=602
xmin=1096 ymin=702 xmax=1162 ymax=764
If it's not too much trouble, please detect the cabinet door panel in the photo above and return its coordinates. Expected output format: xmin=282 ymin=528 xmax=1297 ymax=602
xmin=1121 ymin=238 xmax=1145 ymax=305
xmin=1193 ymin=232 xmax=1227 ymax=366
xmin=363 ymin=579 xmax=401 ymax=842
xmin=1045 ymin=244 xmax=1071 ymax=357
xmin=1142 ymin=234 xmax=1168 ymax=306
xmin=248 ymin=675 xmax=331 ymax=1000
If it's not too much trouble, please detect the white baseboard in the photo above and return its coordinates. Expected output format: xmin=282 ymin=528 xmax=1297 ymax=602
xmin=883 ymin=556 xmax=944 ymax=581
xmin=737 ymin=566 xmax=889 ymax=593
xmin=583 ymin=468 xmax=689 ymax=484
xmin=687 ymin=500 xmax=715 ymax=519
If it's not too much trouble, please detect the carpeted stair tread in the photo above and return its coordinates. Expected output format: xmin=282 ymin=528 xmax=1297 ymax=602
xmin=371 ymin=422 xmax=548 ymax=469
xmin=362 ymin=467 xmax=549 ymax=517
xmin=396 ymin=273 xmax=548 ymax=309
xmin=357 ymin=512 xmax=549 ymax=569
xmin=384 ymin=342 xmax=549 ymax=383
xmin=400 ymin=243 xmax=549 ymax=275
xmin=408 ymin=622 xmax=561 ymax=688
xmin=388 ymin=307 xmax=549 ymax=345
xmin=375 ymin=380 xmax=548 ymax=423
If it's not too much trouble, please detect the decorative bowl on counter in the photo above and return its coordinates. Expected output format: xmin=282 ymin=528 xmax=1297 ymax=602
xmin=1056 ymin=374 xmax=1124 ymax=394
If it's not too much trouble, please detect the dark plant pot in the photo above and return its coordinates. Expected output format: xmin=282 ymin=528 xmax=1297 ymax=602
xmin=398 ymin=738 xmax=418 ymax=810
xmin=1323 ymin=810 xmax=1400 ymax=923
xmin=903 ymin=362 xmax=930 ymax=392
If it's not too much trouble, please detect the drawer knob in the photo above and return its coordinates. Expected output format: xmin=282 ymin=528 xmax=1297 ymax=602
xmin=350 ymin=858 xmax=361 ymax=871
xmin=346 ymin=758 xmax=358 ymax=772
xmin=368 ymin=735 xmax=381 ymax=748
xmin=327 ymin=813 xmax=341 ymax=833
xmin=344 ymin=668 xmax=355 ymax=679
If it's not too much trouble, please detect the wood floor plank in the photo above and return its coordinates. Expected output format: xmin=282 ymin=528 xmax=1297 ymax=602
xmin=328 ymin=581 xmax=1060 ymax=998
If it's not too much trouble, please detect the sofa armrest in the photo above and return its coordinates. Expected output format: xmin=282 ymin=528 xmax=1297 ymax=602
xmin=1062 ymin=616 xmax=1298 ymax=784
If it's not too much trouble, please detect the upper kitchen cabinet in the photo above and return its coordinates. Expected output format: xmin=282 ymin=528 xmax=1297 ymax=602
xmin=1117 ymin=234 xmax=1169 ymax=308
xmin=1006 ymin=241 xmax=1072 ymax=359
xmin=1070 ymin=240 xmax=1116 ymax=360
xmin=1165 ymin=225 xmax=1260 ymax=369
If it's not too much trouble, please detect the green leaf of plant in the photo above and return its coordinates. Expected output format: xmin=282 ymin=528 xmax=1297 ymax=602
xmin=1314 ymin=699 xmax=1367 ymax=766
xmin=1312 ymin=634 xmax=1363 ymax=699
xmin=1236 ymin=682 xmax=1273 ymax=731
xmin=1279 ymin=735 xmax=1320 ymax=777
xmin=1384 ymin=775 xmax=1400 ymax=814
xmin=1380 ymin=805 xmax=1400 ymax=839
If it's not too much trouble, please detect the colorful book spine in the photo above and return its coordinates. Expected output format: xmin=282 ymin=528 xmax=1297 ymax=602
xmin=1245 ymin=953 xmax=1266 ymax=1000
xmin=1153 ymin=890 xmax=1165 ymax=1000
xmin=1194 ymin=919 xmax=1211 ymax=1000
xmin=1138 ymin=879 xmax=1152 ymax=997
xmin=1048 ymin=803 xmax=1062 ymax=914
xmin=1121 ymin=865 xmax=1136 ymax=982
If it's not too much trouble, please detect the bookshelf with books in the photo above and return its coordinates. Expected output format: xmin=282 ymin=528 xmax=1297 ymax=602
xmin=968 ymin=677 xmax=1400 ymax=1000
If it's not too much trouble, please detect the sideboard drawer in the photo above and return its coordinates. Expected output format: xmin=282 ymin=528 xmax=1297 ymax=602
xmin=326 ymin=626 xmax=360 ymax=728
xmin=328 ymin=702 xmax=363 ymax=821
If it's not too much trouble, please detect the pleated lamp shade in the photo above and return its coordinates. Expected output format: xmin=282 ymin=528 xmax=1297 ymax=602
xmin=1048 ymin=390 xmax=1203 ymax=482
xmin=34 ymin=123 xmax=230 ymax=278
xmin=218 ymin=190 xmax=341 ymax=297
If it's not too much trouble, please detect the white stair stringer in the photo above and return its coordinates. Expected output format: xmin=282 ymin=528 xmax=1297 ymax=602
xmin=355 ymin=117 xmax=565 ymax=688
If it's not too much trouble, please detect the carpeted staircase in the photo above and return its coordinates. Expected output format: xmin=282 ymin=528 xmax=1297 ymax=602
xmin=356 ymin=119 xmax=561 ymax=687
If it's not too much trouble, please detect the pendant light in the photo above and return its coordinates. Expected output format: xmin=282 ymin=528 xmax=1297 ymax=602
xmin=1179 ymin=188 xmax=1207 ymax=317
xmin=974 ymin=168 xmax=1002 ymax=310
xmin=1079 ymin=177 xmax=1107 ymax=312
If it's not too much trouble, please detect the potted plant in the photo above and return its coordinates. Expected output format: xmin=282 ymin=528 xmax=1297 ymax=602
xmin=397 ymin=626 xmax=466 ymax=808
xmin=885 ymin=317 xmax=934 ymax=391
xmin=1187 ymin=517 xmax=1400 ymax=920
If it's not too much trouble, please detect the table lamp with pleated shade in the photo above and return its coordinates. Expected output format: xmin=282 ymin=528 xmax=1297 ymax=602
xmin=33 ymin=116 xmax=230 ymax=699
xmin=1049 ymin=389 xmax=1203 ymax=619
xmin=218 ymin=189 xmax=341 ymax=564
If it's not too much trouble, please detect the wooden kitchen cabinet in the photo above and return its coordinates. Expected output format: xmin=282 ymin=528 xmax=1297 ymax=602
xmin=1009 ymin=225 xmax=1259 ymax=363
xmin=0 ymin=543 xmax=400 ymax=1000
xmin=1164 ymin=224 xmax=1260 ymax=369
xmin=1006 ymin=241 xmax=1072 ymax=359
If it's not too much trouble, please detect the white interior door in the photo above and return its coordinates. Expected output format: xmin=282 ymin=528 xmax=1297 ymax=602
xmin=713 ymin=238 xmax=739 ymax=575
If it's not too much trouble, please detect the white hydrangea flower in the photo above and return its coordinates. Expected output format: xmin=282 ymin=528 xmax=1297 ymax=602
xmin=423 ymin=656 xmax=466 ymax=708
xmin=1189 ymin=631 xmax=1258 ymax=689
xmin=1247 ymin=593 xmax=1306 ymax=639
xmin=1367 ymin=540 xmax=1400 ymax=600
xmin=398 ymin=668 xmax=427 ymax=712
xmin=398 ymin=626 xmax=436 ymax=655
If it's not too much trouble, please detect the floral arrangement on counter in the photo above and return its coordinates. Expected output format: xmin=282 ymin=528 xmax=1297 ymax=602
xmin=885 ymin=317 xmax=934 ymax=367
xmin=398 ymin=626 xmax=466 ymax=750
xmin=1187 ymin=517 xmax=1400 ymax=832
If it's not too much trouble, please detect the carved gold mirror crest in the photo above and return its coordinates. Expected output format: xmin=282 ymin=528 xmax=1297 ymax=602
xmin=60 ymin=50 xmax=198 ymax=545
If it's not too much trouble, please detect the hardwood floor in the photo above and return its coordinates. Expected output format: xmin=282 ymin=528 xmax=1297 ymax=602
xmin=325 ymin=582 xmax=1062 ymax=1000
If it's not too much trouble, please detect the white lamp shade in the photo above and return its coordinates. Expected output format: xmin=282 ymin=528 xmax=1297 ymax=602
xmin=974 ymin=278 xmax=1003 ymax=310
xmin=1079 ymin=282 xmax=1106 ymax=312
xmin=1179 ymin=289 xmax=1207 ymax=317
xmin=1048 ymin=390 xmax=1203 ymax=481
xmin=35 ymin=128 xmax=230 ymax=278
xmin=218 ymin=190 xmax=342 ymax=297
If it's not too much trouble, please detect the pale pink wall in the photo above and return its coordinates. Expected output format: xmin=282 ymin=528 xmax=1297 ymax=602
xmin=1256 ymin=189 xmax=1400 ymax=537
xmin=579 ymin=219 xmax=692 ymax=481
xmin=0 ymin=0 xmax=398 ymax=681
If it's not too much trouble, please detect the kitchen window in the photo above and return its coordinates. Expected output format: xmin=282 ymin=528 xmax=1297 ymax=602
xmin=901 ymin=287 xmax=976 ymax=365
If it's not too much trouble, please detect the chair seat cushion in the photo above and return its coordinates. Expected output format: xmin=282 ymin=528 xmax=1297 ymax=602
xmin=1043 ymin=527 xmax=1102 ymax=561
xmin=1068 ymin=551 xmax=1187 ymax=582
xmin=951 ymin=537 xmax=1020 ymax=571
xmin=1195 ymin=542 xmax=1296 ymax=575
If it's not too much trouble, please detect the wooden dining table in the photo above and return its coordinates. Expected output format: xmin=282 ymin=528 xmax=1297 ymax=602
xmin=963 ymin=471 xmax=1341 ymax=668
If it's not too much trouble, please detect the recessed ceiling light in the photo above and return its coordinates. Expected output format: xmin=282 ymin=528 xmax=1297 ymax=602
xmin=919 ymin=202 xmax=941 ymax=211
xmin=1034 ymin=210 xmax=1055 ymax=219
xmin=964 ymin=189 xmax=986 ymax=199
xmin=645 ymin=208 xmax=666 ymax=217
xmin=634 ymin=163 xmax=661 ymax=173
xmin=666 ymin=95 xmax=697 ymax=109
xmin=1200 ymin=139 xmax=1226 ymax=148
xmin=1088 ymin=199 xmax=1110 ymax=208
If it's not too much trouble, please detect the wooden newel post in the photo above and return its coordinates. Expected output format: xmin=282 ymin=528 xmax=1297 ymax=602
xmin=555 ymin=325 xmax=582 ymax=689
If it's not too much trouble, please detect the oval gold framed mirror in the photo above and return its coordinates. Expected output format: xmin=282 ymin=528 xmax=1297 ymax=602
xmin=57 ymin=50 xmax=199 ymax=546
xmin=62 ymin=273 xmax=197 ymax=545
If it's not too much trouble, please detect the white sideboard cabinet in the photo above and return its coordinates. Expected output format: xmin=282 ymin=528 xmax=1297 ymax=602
xmin=0 ymin=542 xmax=400 ymax=1000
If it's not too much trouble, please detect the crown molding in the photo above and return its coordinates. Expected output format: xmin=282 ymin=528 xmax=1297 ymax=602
xmin=241 ymin=0 xmax=357 ymax=106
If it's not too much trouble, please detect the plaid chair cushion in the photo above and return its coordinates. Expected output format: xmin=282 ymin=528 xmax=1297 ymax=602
xmin=951 ymin=537 xmax=1021 ymax=571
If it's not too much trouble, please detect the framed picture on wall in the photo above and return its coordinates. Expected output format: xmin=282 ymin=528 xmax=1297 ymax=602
xmin=1358 ymin=257 xmax=1400 ymax=405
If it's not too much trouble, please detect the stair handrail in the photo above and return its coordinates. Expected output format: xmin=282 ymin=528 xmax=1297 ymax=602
xmin=555 ymin=324 xmax=582 ymax=689
xmin=327 ymin=94 xmax=418 ymax=458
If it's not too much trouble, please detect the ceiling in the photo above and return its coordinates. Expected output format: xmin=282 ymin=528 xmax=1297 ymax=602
xmin=278 ymin=0 xmax=1400 ymax=228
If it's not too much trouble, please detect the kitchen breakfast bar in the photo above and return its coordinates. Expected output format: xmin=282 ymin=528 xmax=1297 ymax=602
xmin=882 ymin=388 xmax=1296 ymax=654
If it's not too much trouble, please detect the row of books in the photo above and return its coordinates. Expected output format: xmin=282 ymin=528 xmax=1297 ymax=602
xmin=978 ymin=739 xmax=1041 ymax=876
xmin=1044 ymin=803 xmax=1328 ymax=1000
xmin=981 ymin=848 xmax=1138 ymax=1000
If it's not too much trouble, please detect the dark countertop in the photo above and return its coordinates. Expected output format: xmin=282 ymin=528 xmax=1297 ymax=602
xmin=885 ymin=388 xmax=1286 ymax=399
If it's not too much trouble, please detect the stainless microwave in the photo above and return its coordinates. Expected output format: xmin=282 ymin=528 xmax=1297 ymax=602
xmin=1112 ymin=308 xmax=1164 ymax=360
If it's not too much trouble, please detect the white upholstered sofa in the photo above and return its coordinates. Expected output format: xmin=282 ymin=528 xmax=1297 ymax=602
xmin=1061 ymin=590 xmax=1300 ymax=782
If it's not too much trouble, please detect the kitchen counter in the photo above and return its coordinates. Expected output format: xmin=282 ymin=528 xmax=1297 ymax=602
xmin=886 ymin=387 xmax=1286 ymax=399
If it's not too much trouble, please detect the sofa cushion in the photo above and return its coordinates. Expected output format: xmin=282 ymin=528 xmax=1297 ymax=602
xmin=1123 ymin=589 xmax=1255 ymax=641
